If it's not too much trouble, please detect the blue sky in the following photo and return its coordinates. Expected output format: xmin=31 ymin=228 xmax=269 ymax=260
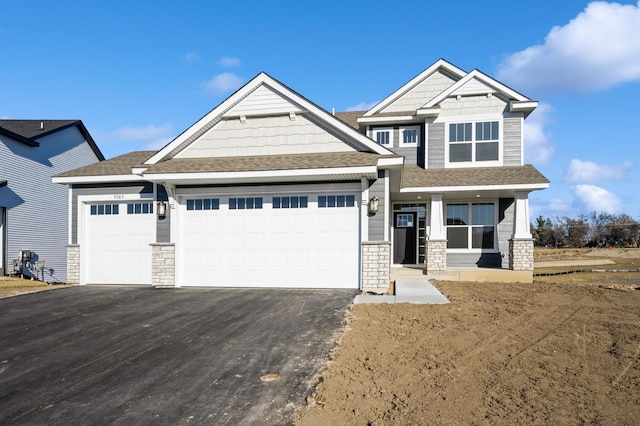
xmin=2 ymin=0 xmax=639 ymax=220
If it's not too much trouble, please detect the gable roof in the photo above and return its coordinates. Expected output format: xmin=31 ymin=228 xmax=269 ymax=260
xmin=144 ymin=72 xmax=392 ymax=165
xmin=419 ymin=69 xmax=535 ymax=114
xmin=363 ymin=59 xmax=467 ymax=117
xmin=0 ymin=119 xmax=105 ymax=160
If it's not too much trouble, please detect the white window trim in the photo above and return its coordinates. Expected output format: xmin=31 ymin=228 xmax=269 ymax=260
xmin=443 ymin=116 xmax=503 ymax=168
xmin=372 ymin=127 xmax=393 ymax=146
xmin=399 ymin=125 xmax=421 ymax=147
xmin=445 ymin=200 xmax=498 ymax=253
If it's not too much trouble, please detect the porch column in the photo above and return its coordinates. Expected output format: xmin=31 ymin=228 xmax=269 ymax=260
xmin=426 ymin=194 xmax=447 ymax=271
xmin=510 ymin=192 xmax=534 ymax=271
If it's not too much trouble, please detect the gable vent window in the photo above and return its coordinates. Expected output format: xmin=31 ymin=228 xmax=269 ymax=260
xmin=186 ymin=198 xmax=220 ymax=211
xmin=273 ymin=196 xmax=308 ymax=209
xmin=229 ymin=197 xmax=263 ymax=210
xmin=449 ymin=121 xmax=499 ymax=163
xmin=127 ymin=202 xmax=154 ymax=215
xmin=90 ymin=204 xmax=120 ymax=215
xmin=318 ymin=195 xmax=356 ymax=208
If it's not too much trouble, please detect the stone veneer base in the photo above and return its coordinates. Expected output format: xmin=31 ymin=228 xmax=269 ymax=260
xmin=362 ymin=241 xmax=391 ymax=293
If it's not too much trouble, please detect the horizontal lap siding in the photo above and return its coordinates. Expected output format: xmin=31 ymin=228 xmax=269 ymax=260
xmin=1 ymin=127 xmax=100 ymax=282
xmin=503 ymin=117 xmax=522 ymax=166
xmin=427 ymin=123 xmax=445 ymax=168
xmin=368 ymin=175 xmax=386 ymax=241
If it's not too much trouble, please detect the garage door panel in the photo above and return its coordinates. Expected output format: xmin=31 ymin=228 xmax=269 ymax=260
xmin=180 ymin=192 xmax=359 ymax=288
xmin=84 ymin=202 xmax=155 ymax=285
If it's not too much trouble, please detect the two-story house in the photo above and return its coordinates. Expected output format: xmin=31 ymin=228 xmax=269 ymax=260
xmin=53 ymin=59 xmax=548 ymax=290
xmin=1 ymin=120 xmax=104 ymax=282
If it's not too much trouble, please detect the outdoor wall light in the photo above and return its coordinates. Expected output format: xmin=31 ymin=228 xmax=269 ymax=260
xmin=157 ymin=201 xmax=167 ymax=217
xmin=369 ymin=196 xmax=379 ymax=214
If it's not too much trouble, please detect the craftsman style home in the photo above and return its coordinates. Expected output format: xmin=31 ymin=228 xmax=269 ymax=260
xmin=53 ymin=59 xmax=548 ymax=290
xmin=1 ymin=120 xmax=104 ymax=282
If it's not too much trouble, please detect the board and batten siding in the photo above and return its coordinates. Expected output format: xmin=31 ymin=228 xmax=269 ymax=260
xmin=70 ymin=183 xmax=154 ymax=245
xmin=177 ymin=114 xmax=357 ymax=158
xmin=0 ymin=126 xmax=100 ymax=282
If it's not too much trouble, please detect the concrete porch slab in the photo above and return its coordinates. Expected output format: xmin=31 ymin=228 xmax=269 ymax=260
xmin=354 ymin=279 xmax=450 ymax=305
xmin=425 ymin=268 xmax=533 ymax=283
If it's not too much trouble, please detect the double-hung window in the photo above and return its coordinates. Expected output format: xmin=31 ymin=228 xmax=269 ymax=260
xmin=449 ymin=121 xmax=499 ymax=163
xmin=372 ymin=128 xmax=392 ymax=146
xmin=446 ymin=203 xmax=496 ymax=250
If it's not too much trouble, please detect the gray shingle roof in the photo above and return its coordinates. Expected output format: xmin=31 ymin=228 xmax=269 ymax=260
xmin=0 ymin=120 xmax=79 ymax=139
xmin=144 ymin=151 xmax=388 ymax=174
xmin=402 ymin=164 xmax=549 ymax=188
xmin=334 ymin=111 xmax=365 ymax=130
xmin=0 ymin=119 xmax=105 ymax=160
xmin=55 ymin=151 xmax=396 ymax=177
xmin=54 ymin=151 xmax=155 ymax=177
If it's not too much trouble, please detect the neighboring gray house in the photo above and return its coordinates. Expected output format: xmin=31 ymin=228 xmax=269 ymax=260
xmin=53 ymin=59 xmax=548 ymax=290
xmin=0 ymin=120 xmax=104 ymax=282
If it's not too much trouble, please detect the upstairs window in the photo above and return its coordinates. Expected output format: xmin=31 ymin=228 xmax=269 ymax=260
xmin=448 ymin=121 xmax=499 ymax=163
xmin=400 ymin=126 xmax=420 ymax=146
xmin=373 ymin=128 xmax=392 ymax=145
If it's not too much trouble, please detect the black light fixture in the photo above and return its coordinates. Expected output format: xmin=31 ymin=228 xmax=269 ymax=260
xmin=369 ymin=196 xmax=379 ymax=214
xmin=157 ymin=201 xmax=167 ymax=217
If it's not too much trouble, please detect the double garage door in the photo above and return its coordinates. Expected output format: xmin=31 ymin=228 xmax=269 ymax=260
xmin=82 ymin=189 xmax=360 ymax=288
xmin=178 ymin=191 xmax=360 ymax=288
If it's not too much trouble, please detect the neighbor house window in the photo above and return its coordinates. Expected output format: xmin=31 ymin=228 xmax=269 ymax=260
xmin=400 ymin=126 xmax=420 ymax=146
xmin=373 ymin=128 xmax=392 ymax=145
xmin=273 ymin=196 xmax=308 ymax=209
xmin=229 ymin=197 xmax=263 ymax=210
xmin=448 ymin=121 xmax=499 ymax=163
xmin=186 ymin=198 xmax=220 ymax=211
xmin=127 ymin=202 xmax=154 ymax=214
xmin=318 ymin=195 xmax=356 ymax=208
xmin=90 ymin=204 xmax=119 ymax=215
xmin=446 ymin=203 xmax=495 ymax=249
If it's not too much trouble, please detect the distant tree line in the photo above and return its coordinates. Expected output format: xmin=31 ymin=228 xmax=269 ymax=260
xmin=532 ymin=212 xmax=640 ymax=248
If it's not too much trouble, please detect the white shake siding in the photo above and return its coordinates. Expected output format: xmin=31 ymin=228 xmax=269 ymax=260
xmin=178 ymin=114 xmax=356 ymax=158
xmin=0 ymin=126 xmax=100 ymax=282
xmin=381 ymin=71 xmax=458 ymax=113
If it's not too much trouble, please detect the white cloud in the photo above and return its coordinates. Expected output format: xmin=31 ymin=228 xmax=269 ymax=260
xmin=574 ymin=184 xmax=622 ymax=213
xmin=111 ymin=124 xmax=175 ymax=150
xmin=497 ymin=1 xmax=640 ymax=94
xmin=523 ymin=102 xmax=554 ymax=165
xmin=219 ymin=56 xmax=240 ymax=67
xmin=203 ymin=72 xmax=243 ymax=95
xmin=0 ymin=115 xmax=10 ymax=119
xmin=566 ymin=159 xmax=634 ymax=183
xmin=185 ymin=52 xmax=201 ymax=62
xmin=346 ymin=101 xmax=379 ymax=112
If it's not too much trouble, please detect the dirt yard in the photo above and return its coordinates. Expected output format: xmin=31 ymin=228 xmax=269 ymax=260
xmin=0 ymin=277 xmax=67 ymax=299
xmin=296 ymin=249 xmax=640 ymax=425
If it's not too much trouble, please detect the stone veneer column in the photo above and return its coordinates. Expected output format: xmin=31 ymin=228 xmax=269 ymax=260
xmin=151 ymin=243 xmax=175 ymax=287
xmin=426 ymin=239 xmax=447 ymax=271
xmin=66 ymin=244 xmax=80 ymax=284
xmin=361 ymin=241 xmax=391 ymax=293
xmin=509 ymin=239 xmax=534 ymax=271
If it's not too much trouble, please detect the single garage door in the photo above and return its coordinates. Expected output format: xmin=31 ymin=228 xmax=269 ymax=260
xmin=179 ymin=192 xmax=360 ymax=288
xmin=83 ymin=201 xmax=156 ymax=285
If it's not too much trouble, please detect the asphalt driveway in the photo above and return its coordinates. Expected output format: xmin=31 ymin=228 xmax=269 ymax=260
xmin=0 ymin=286 xmax=356 ymax=425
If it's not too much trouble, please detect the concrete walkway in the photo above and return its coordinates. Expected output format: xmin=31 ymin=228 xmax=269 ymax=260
xmin=354 ymin=267 xmax=450 ymax=304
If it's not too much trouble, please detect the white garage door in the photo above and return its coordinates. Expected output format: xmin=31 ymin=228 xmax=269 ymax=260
xmin=83 ymin=201 xmax=156 ymax=285
xmin=179 ymin=192 xmax=360 ymax=288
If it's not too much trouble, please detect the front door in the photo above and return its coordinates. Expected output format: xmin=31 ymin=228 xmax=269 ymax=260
xmin=393 ymin=212 xmax=417 ymax=264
